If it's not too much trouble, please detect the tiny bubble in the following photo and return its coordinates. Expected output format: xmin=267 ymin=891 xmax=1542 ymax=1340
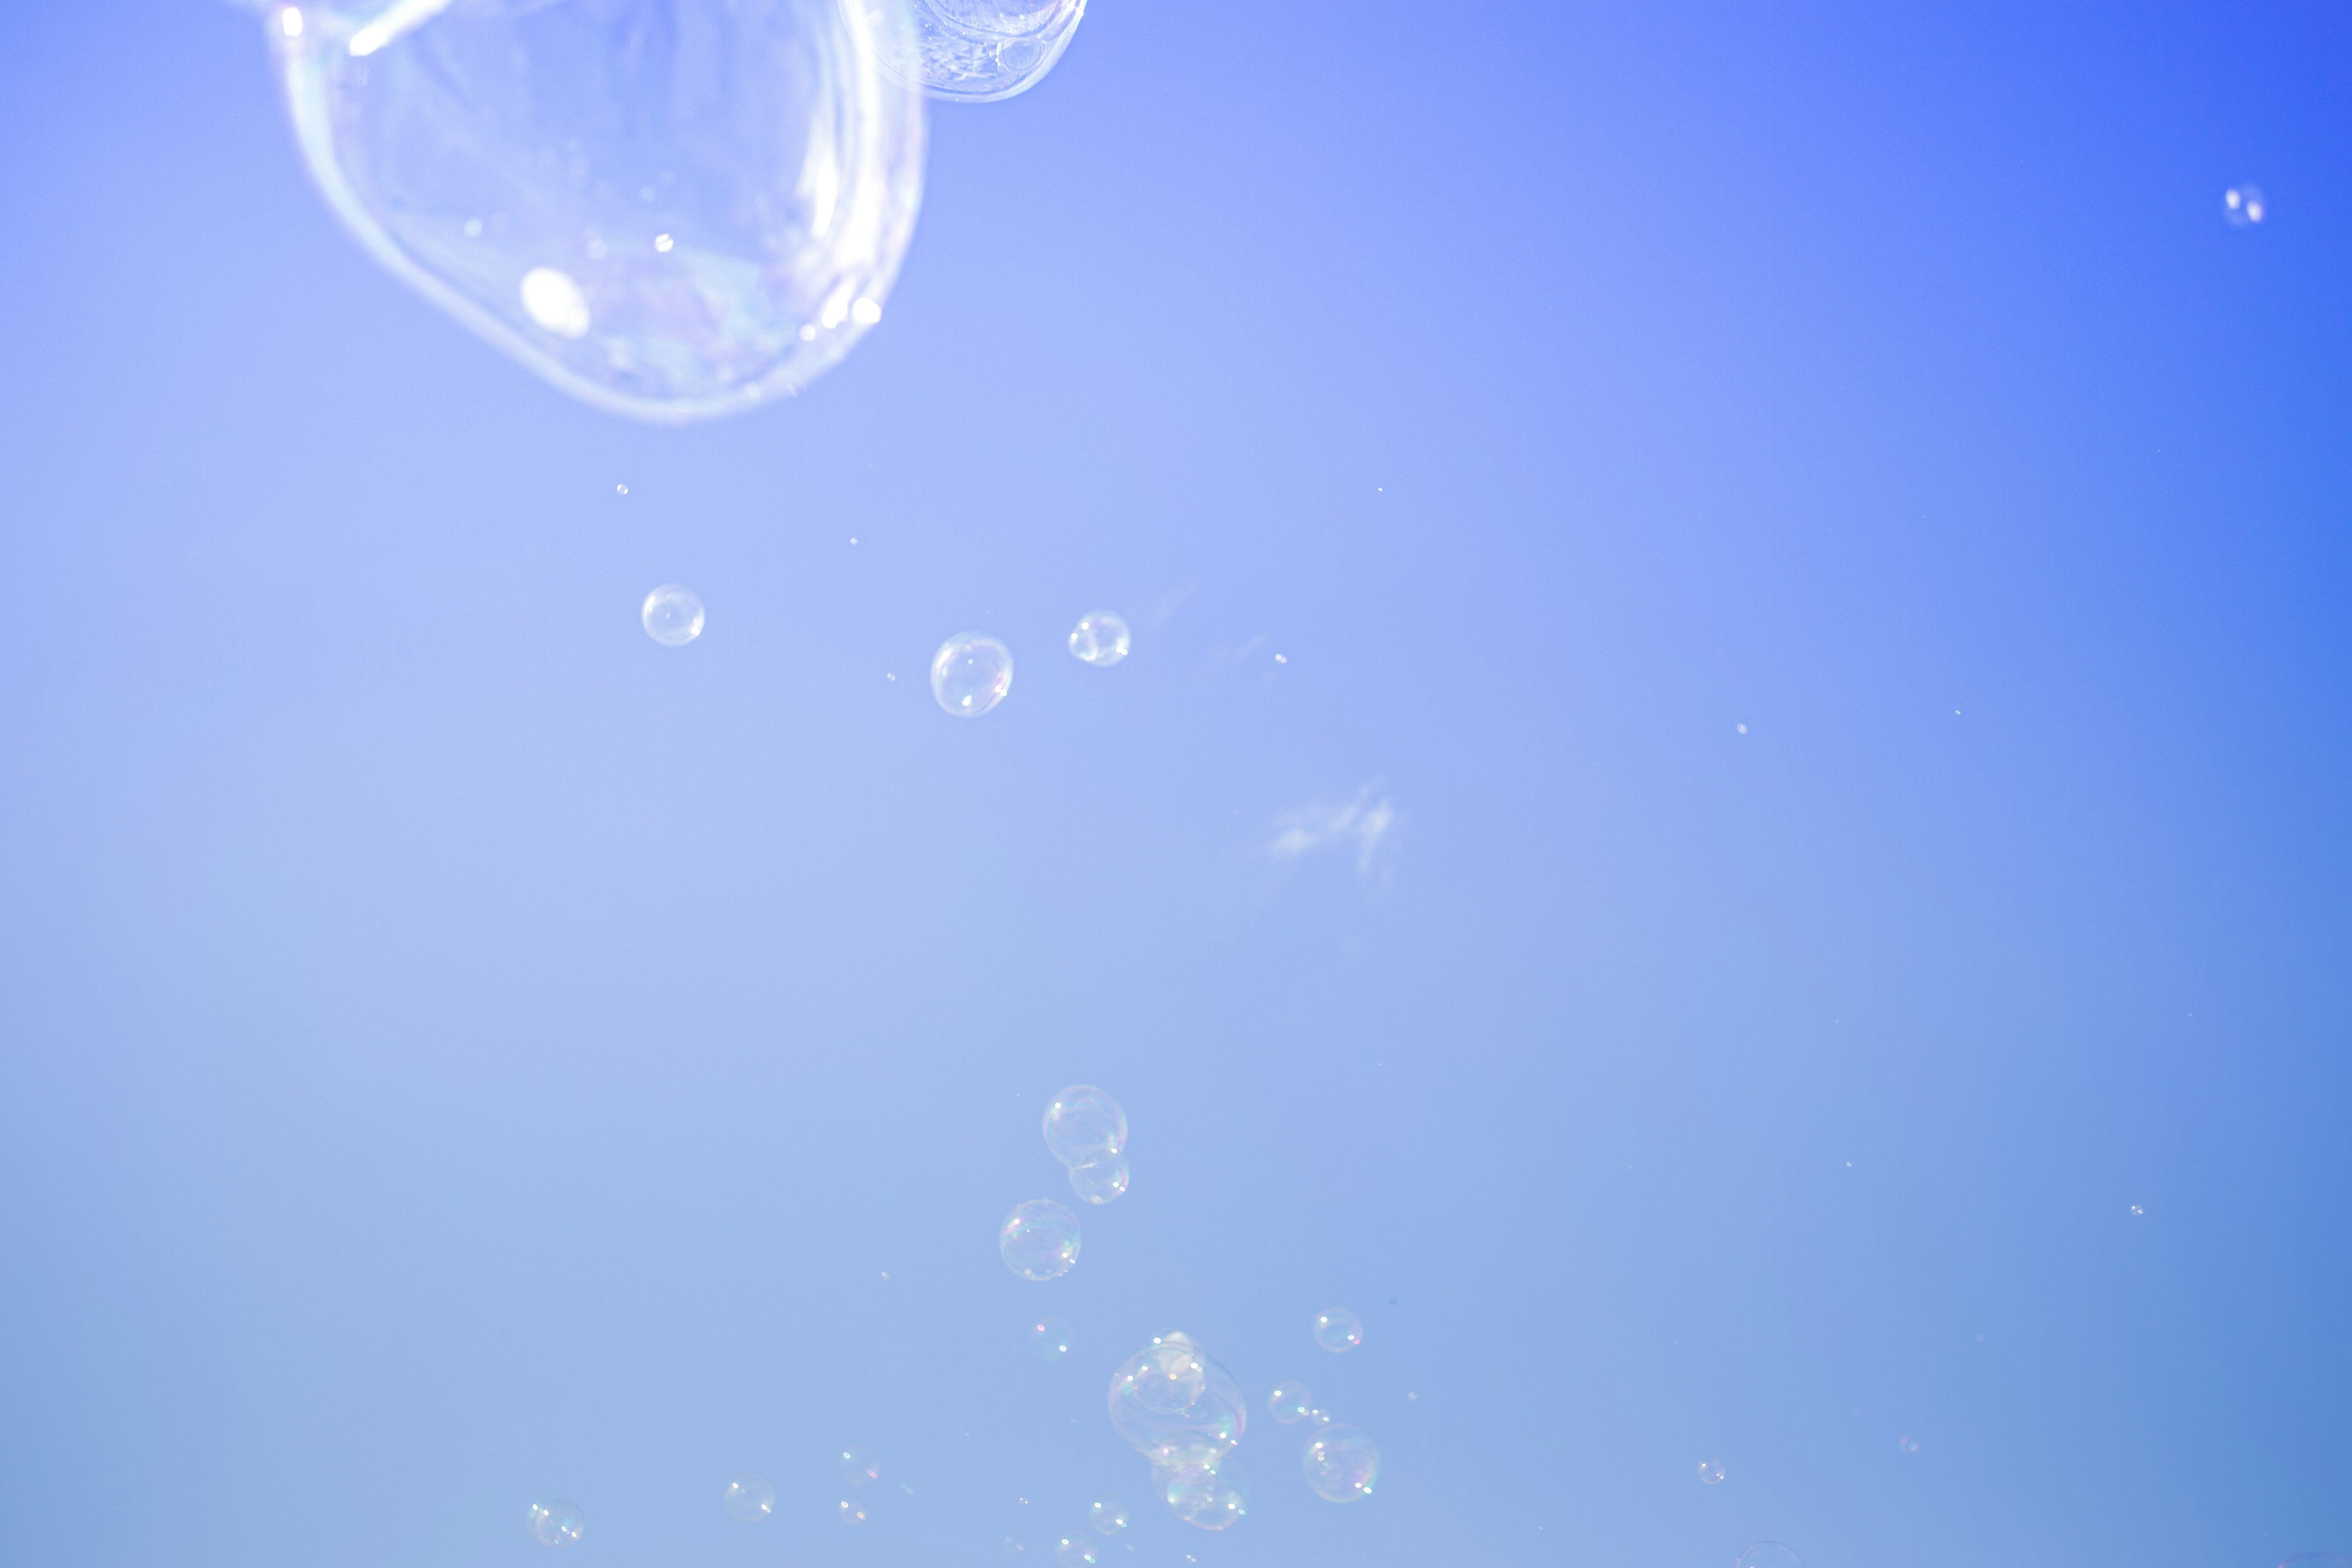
xmin=1274 ymin=653 xmax=1287 ymax=664
xmin=1736 ymin=723 xmax=1747 ymax=734
xmin=616 ymin=483 xmax=628 ymax=495
xmin=886 ymin=673 xmax=897 ymax=682
xmin=849 ymin=536 xmax=859 ymax=544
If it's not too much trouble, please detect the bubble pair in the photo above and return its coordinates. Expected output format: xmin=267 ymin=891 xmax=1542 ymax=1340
xmin=999 ymin=1086 xmax=1126 ymax=1281
xmin=931 ymin=612 xmax=1133 ymax=720
xmin=1109 ymin=1333 xmax=1252 ymax=1532
xmin=1051 ymin=1496 xmax=1130 ymax=1564
xmin=1265 ymin=1376 xmax=1380 ymax=1503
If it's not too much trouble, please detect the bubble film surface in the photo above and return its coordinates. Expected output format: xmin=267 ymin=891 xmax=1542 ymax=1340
xmin=850 ymin=0 xmax=1087 ymax=103
xmin=1000 ymin=1197 xmax=1082 ymax=1280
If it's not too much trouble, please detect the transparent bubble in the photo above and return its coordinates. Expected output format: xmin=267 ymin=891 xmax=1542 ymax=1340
xmin=1161 ymin=1459 xmax=1249 ymax=1531
xmin=932 ymin=632 xmax=1014 ymax=717
xmin=1697 ymin=1458 xmax=1725 ymax=1485
xmin=1042 ymin=1085 xmax=1128 ymax=1165
xmin=723 ymin=1472 xmax=775 ymax=1520
xmin=1030 ymin=1316 xmax=1075 ymax=1361
xmin=1896 ymin=1436 xmax=1919 ymax=1455
xmin=526 ymin=1498 xmax=584 ymax=1547
xmin=2225 ymin=184 xmax=2267 ymax=226
xmin=1267 ymin=1383 xmax=1313 ymax=1424
xmin=1068 ymin=1152 xmax=1130 ymax=1205
xmin=840 ymin=1446 xmax=881 ymax=1485
xmin=1055 ymin=1537 xmax=1099 ymax=1567
xmin=1068 ymin=611 xmax=1131 ymax=667
xmin=1735 ymin=1545 xmax=1805 ymax=1568
xmin=262 ymin=0 xmax=925 ymax=422
xmin=1000 ymin=1198 xmax=1082 ymax=1281
xmin=1088 ymin=1498 xmax=1128 ymax=1536
xmin=850 ymin=0 xmax=1087 ymax=103
xmin=1302 ymin=1425 xmax=1379 ymax=1502
xmin=1313 ymin=1307 xmax=1363 ymax=1353
xmin=839 ymin=1498 xmax=869 ymax=1525
xmin=642 ymin=584 xmax=706 ymax=646
xmin=1108 ymin=1333 xmax=1247 ymax=1473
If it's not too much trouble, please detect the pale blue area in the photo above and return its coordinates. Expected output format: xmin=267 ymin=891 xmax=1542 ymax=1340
xmin=1 ymin=3 xmax=2349 ymax=1565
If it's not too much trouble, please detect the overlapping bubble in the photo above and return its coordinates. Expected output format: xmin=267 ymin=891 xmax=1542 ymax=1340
xmin=850 ymin=0 xmax=1089 ymax=102
xmin=1043 ymin=1085 xmax=1129 ymax=1204
xmin=1107 ymin=1332 xmax=1252 ymax=1529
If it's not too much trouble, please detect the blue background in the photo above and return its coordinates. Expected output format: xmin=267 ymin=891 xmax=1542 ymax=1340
xmin=2 ymin=2 xmax=2349 ymax=1564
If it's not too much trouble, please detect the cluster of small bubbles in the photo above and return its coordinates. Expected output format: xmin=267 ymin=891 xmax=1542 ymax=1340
xmin=1108 ymin=1333 xmax=1251 ymax=1529
xmin=1313 ymin=1307 xmax=1363 ymax=1353
xmin=1043 ymin=1085 xmax=1131 ymax=1205
xmin=1030 ymin=1316 xmax=1075 ymax=1361
xmin=1267 ymin=1383 xmax=1313 ymax=1424
xmin=1736 ymin=1545 xmax=1805 ymax=1568
xmin=2225 ymin=184 xmax=2267 ymax=225
xmin=932 ymin=631 xmax=1014 ymax=717
xmin=1301 ymin=1425 xmax=1380 ymax=1502
xmin=1055 ymin=1536 xmax=1099 ymax=1567
xmin=855 ymin=0 xmax=1089 ymax=103
xmin=840 ymin=1446 xmax=881 ymax=1487
xmin=1088 ymin=1498 xmax=1128 ymax=1536
xmin=1000 ymin=1198 xmax=1083 ymax=1281
xmin=1068 ymin=611 xmax=1132 ymax=668
xmin=1698 ymin=1458 xmax=1725 ymax=1485
xmin=526 ymin=1498 xmax=584 ymax=1547
xmin=723 ymin=1472 xmax=775 ymax=1520
xmin=642 ymin=584 xmax=707 ymax=646
xmin=1897 ymin=1436 xmax=1920 ymax=1455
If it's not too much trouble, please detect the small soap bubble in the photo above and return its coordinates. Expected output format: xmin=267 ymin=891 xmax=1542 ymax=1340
xmin=2224 ymin=184 xmax=2267 ymax=225
xmin=1697 ymin=1458 xmax=1725 ymax=1485
xmin=1302 ymin=1425 xmax=1380 ymax=1502
xmin=2130 ymin=1204 xmax=2144 ymax=1216
xmin=840 ymin=1446 xmax=881 ymax=1486
xmin=1068 ymin=1152 xmax=1130 ymax=1205
xmin=1068 ymin=611 xmax=1132 ymax=667
xmin=932 ymin=631 xmax=1014 ymax=717
xmin=723 ymin=1473 xmax=775 ymax=1520
xmin=1088 ymin=1498 xmax=1128 ymax=1536
xmin=1735 ymin=1545 xmax=1805 ymax=1568
xmin=839 ymin=1499 xmax=869 ymax=1525
xmin=1042 ymin=1085 xmax=1128 ymax=1166
xmin=1030 ymin=1316 xmax=1075 ymax=1361
xmin=859 ymin=0 xmax=1088 ymax=103
xmin=642 ymin=584 xmax=706 ymax=646
xmin=526 ymin=1498 xmax=584 ymax=1547
xmin=1313 ymin=1307 xmax=1363 ymax=1353
xmin=1055 ymin=1537 xmax=1099 ymax=1567
xmin=1267 ymin=1382 xmax=1313 ymax=1424
xmin=1897 ymin=1436 xmax=1919 ymax=1454
xmin=1163 ymin=1461 xmax=1250 ymax=1531
xmin=1000 ymin=1199 xmax=1082 ymax=1281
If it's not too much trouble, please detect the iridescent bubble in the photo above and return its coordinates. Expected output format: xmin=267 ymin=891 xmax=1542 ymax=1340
xmin=1302 ymin=1425 xmax=1379 ymax=1502
xmin=1054 ymin=1536 xmax=1099 ymax=1567
xmin=1896 ymin=1436 xmax=1919 ymax=1455
xmin=1735 ymin=1545 xmax=1805 ymax=1568
xmin=1087 ymin=1498 xmax=1128 ymax=1536
xmin=839 ymin=1498 xmax=868 ymax=1525
xmin=1107 ymin=1333 xmax=1246 ymax=1474
xmin=1068 ymin=611 xmax=1131 ymax=667
xmin=1000 ymin=1198 xmax=1082 ymax=1281
xmin=1161 ymin=1458 xmax=1250 ymax=1531
xmin=1267 ymin=1383 xmax=1313 ymax=1424
xmin=1313 ymin=1307 xmax=1363 ymax=1353
xmin=932 ymin=632 xmax=1014 ymax=717
xmin=2225 ymin=184 xmax=2267 ymax=226
xmin=1697 ymin=1458 xmax=1725 ymax=1485
xmin=1068 ymin=1152 xmax=1130 ymax=1205
xmin=261 ymin=0 xmax=925 ymax=421
xmin=642 ymin=584 xmax=706 ymax=647
xmin=723 ymin=1472 xmax=775 ymax=1520
xmin=851 ymin=0 xmax=1088 ymax=103
xmin=526 ymin=1498 xmax=584 ymax=1547
xmin=1042 ymin=1085 xmax=1128 ymax=1166
xmin=840 ymin=1446 xmax=881 ymax=1486
xmin=1030 ymin=1316 xmax=1075 ymax=1361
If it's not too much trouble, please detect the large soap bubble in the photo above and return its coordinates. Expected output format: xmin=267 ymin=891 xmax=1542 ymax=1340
xmin=1107 ymin=1333 xmax=1246 ymax=1476
xmin=1300 ymin=1425 xmax=1379 ymax=1502
xmin=1042 ymin=1085 xmax=1126 ymax=1166
xmin=1000 ymin=1198 xmax=1082 ymax=1280
xmin=260 ymin=0 xmax=926 ymax=422
xmin=847 ymin=0 xmax=1087 ymax=102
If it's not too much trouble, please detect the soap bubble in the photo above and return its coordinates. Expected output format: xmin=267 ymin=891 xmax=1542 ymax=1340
xmin=1697 ymin=1458 xmax=1724 ymax=1485
xmin=2225 ymin=184 xmax=2267 ymax=225
xmin=1302 ymin=1425 xmax=1379 ymax=1502
xmin=1042 ymin=1085 xmax=1127 ymax=1165
xmin=932 ymin=632 xmax=1014 ymax=717
xmin=1162 ymin=1459 xmax=1250 ymax=1531
xmin=840 ymin=1446 xmax=881 ymax=1485
xmin=850 ymin=0 xmax=1088 ymax=103
xmin=1108 ymin=1333 xmax=1246 ymax=1474
xmin=1030 ymin=1316 xmax=1075 ymax=1361
xmin=642 ymin=584 xmax=706 ymax=646
xmin=1000 ymin=1198 xmax=1082 ymax=1281
xmin=723 ymin=1473 xmax=775 ymax=1520
xmin=1896 ymin=1436 xmax=1919 ymax=1454
xmin=1088 ymin=1498 xmax=1128 ymax=1536
xmin=1313 ymin=1307 xmax=1363 ymax=1352
xmin=1735 ymin=1545 xmax=1804 ymax=1568
xmin=839 ymin=1498 xmax=869 ymax=1525
xmin=1068 ymin=1152 xmax=1130 ymax=1205
xmin=1267 ymin=1383 xmax=1313 ymax=1424
xmin=1068 ymin=611 xmax=1131 ymax=667
xmin=1055 ymin=1537 xmax=1099 ymax=1567
xmin=263 ymin=0 xmax=925 ymax=422
xmin=526 ymin=1498 xmax=584 ymax=1547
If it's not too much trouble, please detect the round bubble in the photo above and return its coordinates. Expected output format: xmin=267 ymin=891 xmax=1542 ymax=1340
xmin=1735 ymin=1545 xmax=1805 ymax=1568
xmin=642 ymin=584 xmax=706 ymax=646
xmin=1162 ymin=1460 xmax=1249 ymax=1531
xmin=1107 ymin=1333 xmax=1247 ymax=1473
xmin=1896 ymin=1436 xmax=1919 ymax=1455
xmin=2225 ymin=184 xmax=2267 ymax=226
xmin=840 ymin=1446 xmax=881 ymax=1486
xmin=1068 ymin=611 xmax=1131 ymax=667
xmin=850 ymin=0 xmax=1087 ymax=103
xmin=1068 ymin=1152 xmax=1130 ymax=1205
xmin=1267 ymin=1383 xmax=1313 ymax=1424
xmin=723 ymin=1472 xmax=775 ymax=1520
xmin=1054 ymin=1537 xmax=1099 ymax=1567
xmin=839 ymin=1498 xmax=868 ymax=1525
xmin=1042 ymin=1085 xmax=1127 ymax=1165
xmin=1088 ymin=1498 xmax=1128 ymax=1536
xmin=1697 ymin=1458 xmax=1725 ymax=1485
xmin=1030 ymin=1316 xmax=1075 ymax=1361
xmin=932 ymin=632 xmax=1014 ymax=717
xmin=264 ymin=0 xmax=925 ymax=421
xmin=1313 ymin=1307 xmax=1364 ymax=1352
xmin=1302 ymin=1425 xmax=1380 ymax=1502
xmin=1000 ymin=1198 xmax=1082 ymax=1281
xmin=526 ymin=1498 xmax=584 ymax=1547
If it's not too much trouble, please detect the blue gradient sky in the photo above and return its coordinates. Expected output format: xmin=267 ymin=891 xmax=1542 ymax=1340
xmin=2 ymin=2 xmax=2349 ymax=1564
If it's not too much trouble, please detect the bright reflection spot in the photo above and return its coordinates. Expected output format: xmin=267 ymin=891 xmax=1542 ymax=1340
xmin=851 ymin=295 xmax=883 ymax=325
xmin=521 ymin=266 xmax=592 ymax=339
xmin=278 ymin=7 xmax=303 ymax=37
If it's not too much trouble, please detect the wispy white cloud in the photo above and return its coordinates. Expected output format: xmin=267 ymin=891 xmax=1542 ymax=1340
xmin=1269 ymin=782 xmax=1398 ymax=880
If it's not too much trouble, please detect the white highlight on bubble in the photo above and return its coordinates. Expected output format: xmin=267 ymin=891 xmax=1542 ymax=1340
xmin=521 ymin=266 xmax=592 ymax=339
